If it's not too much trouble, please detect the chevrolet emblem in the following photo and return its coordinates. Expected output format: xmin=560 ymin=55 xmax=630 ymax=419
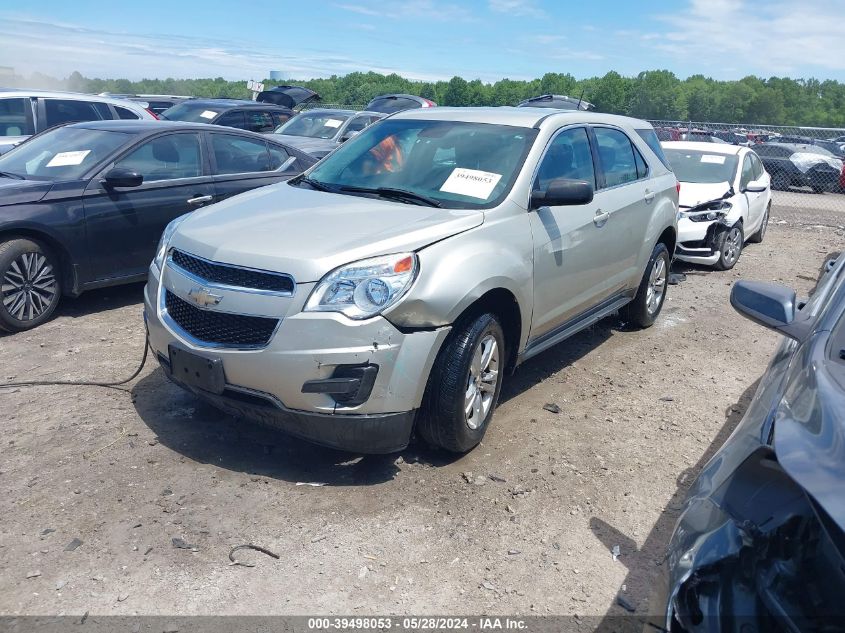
xmin=188 ymin=287 xmax=223 ymax=308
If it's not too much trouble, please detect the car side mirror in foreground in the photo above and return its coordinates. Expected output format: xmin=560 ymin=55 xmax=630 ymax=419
xmin=531 ymin=178 xmax=593 ymax=208
xmin=102 ymin=168 xmax=143 ymax=188
xmin=744 ymin=178 xmax=768 ymax=193
xmin=730 ymin=280 xmax=810 ymax=340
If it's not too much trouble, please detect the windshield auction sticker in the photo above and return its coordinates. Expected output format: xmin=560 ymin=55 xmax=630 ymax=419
xmin=324 ymin=119 xmax=343 ymax=128
xmin=46 ymin=150 xmax=91 ymax=167
xmin=440 ymin=168 xmax=502 ymax=199
xmin=200 ymin=110 xmax=218 ymax=119
xmin=700 ymin=155 xmax=726 ymax=164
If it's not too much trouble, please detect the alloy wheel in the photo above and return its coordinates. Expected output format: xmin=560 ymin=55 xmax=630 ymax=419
xmin=1 ymin=252 xmax=58 ymax=322
xmin=722 ymin=227 xmax=742 ymax=267
xmin=464 ymin=334 xmax=500 ymax=430
xmin=645 ymin=255 xmax=667 ymax=315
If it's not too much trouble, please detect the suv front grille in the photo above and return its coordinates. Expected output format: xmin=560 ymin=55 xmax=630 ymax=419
xmin=164 ymin=290 xmax=278 ymax=347
xmin=170 ymin=249 xmax=294 ymax=294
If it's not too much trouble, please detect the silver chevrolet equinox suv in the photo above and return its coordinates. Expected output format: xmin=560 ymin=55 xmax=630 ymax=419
xmin=144 ymin=107 xmax=678 ymax=454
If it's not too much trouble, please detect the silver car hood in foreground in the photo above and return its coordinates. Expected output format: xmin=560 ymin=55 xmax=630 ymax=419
xmin=169 ymin=181 xmax=483 ymax=283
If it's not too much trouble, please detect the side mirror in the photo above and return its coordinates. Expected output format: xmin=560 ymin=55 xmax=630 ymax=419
xmin=730 ymin=280 xmax=810 ymax=340
xmin=744 ymin=178 xmax=768 ymax=193
xmin=102 ymin=168 xmax=143 ymax=188
xmin=531 ymin=178 xmax=593 ymax=208
xmin=340 ymin=130 xmax=360 ymax=143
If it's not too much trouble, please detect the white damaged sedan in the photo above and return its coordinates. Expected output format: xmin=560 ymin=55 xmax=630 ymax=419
xmin=662 ymin=142 xmax=771 ymax=270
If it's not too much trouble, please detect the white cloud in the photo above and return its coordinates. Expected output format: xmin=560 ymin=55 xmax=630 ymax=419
xmin=656 ymin=0 xmax=845 ymax=76
xmin=488 ymin=0 xmax=546 ymax=18
xmin=0 ymin=15 xmax=450 ymax=82
xmin=333 ymin=1 xmax=473 ymax=21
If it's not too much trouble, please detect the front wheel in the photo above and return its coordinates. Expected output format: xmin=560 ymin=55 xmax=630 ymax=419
xmin=416 ymin=312 xmax=505 ymax=453
xmin=621 ymin=242 xmax=669 ymax=329
xmin=0 ymin=238 xmax=62 ymax=333
xmin=714 ymin=224 xmax=744 ymax=271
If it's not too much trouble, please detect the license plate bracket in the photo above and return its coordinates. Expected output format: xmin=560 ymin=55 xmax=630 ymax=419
xmin=168 ymin=345 xmax=225 ymax=394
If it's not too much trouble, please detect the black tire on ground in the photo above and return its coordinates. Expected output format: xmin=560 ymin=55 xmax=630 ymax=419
xmin=621 ymin=242 xmax=670 ymax=329
xmin=747 ymin=204 xmax=769 ymax=244
xmin=0 ymin=238 xmax=62 ymax=333
xmin=714 ymin=223 xmax=744 ymax=271
xmin=416 ymin=312 xmax=506 ymax=453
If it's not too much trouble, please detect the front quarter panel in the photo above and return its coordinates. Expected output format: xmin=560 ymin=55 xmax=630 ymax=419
xmin=384 ymin=201 xmax=533 ymax=351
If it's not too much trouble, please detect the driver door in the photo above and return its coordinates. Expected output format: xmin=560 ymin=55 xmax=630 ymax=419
xmin=82 ymin=132 xmax=214 ymax=281
xmin=528 ymin=126 xmax=607 ymax=340
xmin=740 ymin=153 xmax=766 ymax=229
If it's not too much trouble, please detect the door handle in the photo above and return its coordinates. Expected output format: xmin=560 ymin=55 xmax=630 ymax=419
xmin=644 ymin=190 xmax=656 ymax=203
xmin=187 ymin=195 xmax=214 ymax=206
xmin=593 ymin=209 xmax=610 ymax=227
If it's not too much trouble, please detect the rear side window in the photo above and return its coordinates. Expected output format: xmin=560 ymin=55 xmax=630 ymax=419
xmin=367 ymin=97 xmax=419 ymax=113
xmin=115 ymin=133 xmax=203 ymax=181
xmin=0 ymin=97 xmax=34 ymax=136
xmin=594 ymin=127 xmax=638 ymax=188
xmin=210 ymin=134 xmax=271 ymax=174
xmin=636 ymin=128 xmax=671 ymax=169
xmin=115 ymin=106 xmax=140 ymax=120
xmin=245 ymin=111 xmax=276 ymax=133
xmin=44 ymin=99 xmax=102 ymax=127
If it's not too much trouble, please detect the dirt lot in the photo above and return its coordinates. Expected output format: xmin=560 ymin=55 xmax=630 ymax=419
xmin=0 ymin=192 xmax=842 ymax=620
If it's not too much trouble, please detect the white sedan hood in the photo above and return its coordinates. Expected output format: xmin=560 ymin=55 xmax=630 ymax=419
xmin=679 ymin=181 xmax=732 ymax=208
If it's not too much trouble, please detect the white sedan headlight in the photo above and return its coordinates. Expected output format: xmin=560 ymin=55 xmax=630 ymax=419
xmin=153 ymin=215 xmax=188 ymax=270
xmin=305 ymin=253 xmax=418 ymax=319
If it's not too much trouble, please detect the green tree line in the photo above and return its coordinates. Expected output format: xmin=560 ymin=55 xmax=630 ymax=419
xmin=15 ymin=69 xmax=845 ymax=127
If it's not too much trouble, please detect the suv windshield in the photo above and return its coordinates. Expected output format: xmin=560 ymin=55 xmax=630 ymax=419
xmin=0 ymin=127 xmax=133 ymax=180
xmin=663 ymin=148 xmax=738 ymax=184
xmin=275 ymin=112 xmax=351 ymax=138
xmin=302 ymin=119 xmax=538 ymax=209
xmin=160 ymin=102 xmax=222 ymax=122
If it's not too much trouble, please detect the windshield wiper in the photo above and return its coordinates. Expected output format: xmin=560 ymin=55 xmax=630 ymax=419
xmin=339 ymin=186 xmax=442 ymax=208
xmin=293 ymin=175 xmax=334 ymax=192
xmin=0 ymin=171 xmax=24 ymax=180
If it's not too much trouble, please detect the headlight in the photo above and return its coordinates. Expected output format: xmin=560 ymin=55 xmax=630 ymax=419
xmin=304 ymin=253 xmax=418 ymax=319
xmin=153 ymin=215 xmax=188 ymax=270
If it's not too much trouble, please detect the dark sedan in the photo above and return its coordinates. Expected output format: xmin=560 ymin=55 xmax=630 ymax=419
xmin=650 ymin=252 xmax=845 ymax=631
xmin=0 ymin=120 xmax=316 ymax=332
xmin=160 ymin=99 xmax=293 ymax=133
xmin=754 ymin=142 xmax=844 ymax=192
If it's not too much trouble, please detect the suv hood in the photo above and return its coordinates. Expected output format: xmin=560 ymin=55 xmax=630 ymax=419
xmin=0 ymin=178 xmax=54 ymax=206
xmin=170 ymin=181 xmax=483 ymax=283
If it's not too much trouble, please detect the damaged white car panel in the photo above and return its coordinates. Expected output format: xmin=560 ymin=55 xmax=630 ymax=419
xmin=663 ymin=141 xmax=772 ymax=270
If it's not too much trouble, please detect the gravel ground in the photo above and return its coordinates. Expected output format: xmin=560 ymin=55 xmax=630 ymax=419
xmin=0 ymin=197 xmax=842 ymax=620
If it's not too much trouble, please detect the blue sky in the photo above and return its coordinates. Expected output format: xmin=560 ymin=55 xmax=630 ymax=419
xmin=2 ymin=0 xmax=845 ymax=82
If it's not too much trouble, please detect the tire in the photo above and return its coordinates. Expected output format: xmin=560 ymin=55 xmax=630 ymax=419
xmin=747 ymin=204 xmax=769 ymax=244
xmin=621 ymin=242 xmax=669 ymax=329
xmin=416 ymin=312 xmax=505 ymax=453
xmin=0 ymin=238 xmax=61 ymax=333
xmin=713 ymin=223 xmax=744 ymax=271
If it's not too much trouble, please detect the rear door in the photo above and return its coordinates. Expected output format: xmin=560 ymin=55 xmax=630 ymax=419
xmin=82 ymin=131 xmax=214 ymax=280
xmin=590 ymin=126 xmax=655 ymax=292
xmin=207 ymin=131 xmax=301 ymax=202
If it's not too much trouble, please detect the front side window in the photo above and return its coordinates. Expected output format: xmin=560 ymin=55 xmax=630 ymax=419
xmin=0 ymin=97 xmax=34 ymax=136
xmin=268 ymin=144 xmax=292 ymax=170
xmin=0 ymin=127 xmax=132 ymax=180
xmin=594 ymin=127 xmax=638 ymax=188
xmin=534 ymin=127 xmax=595 ymax=190
xmin=214 ymin=110 xmax=247 ymax=129
xmin=750 ymin=153 xmax=765 ymax=179
xmin=740 ymin=155 xmax=755 ymax=189
xmin=44 ymin=99 xmax=102 ymax=127
xmin=276 ymin=112 xmax=352 ymax=139
xmin=344 ymin=115 xmax=375 ymax=135
xmin=114 ymin=133 xmax=202 ymax=181
xmin=305 ymin=118 xmax=538 ymax=209
xmin=211 ymin=134 xmax=271 ymax=174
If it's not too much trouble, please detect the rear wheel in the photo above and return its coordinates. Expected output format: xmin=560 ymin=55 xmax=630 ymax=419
xmin=417 ymin=312 xmax=505 ymax=453
xmin=747 ymin=204 xmax=769 ymax=244
xmin=0 ymin=238 xmax=61 ymax=333
xmin=621 ymin=242 xmax=669 ymax=329
xmin=714 ymin=224 xmax=743 ymax=271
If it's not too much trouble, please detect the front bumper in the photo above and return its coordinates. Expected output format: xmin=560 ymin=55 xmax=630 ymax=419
xmin=674 ymin=217 xmax=722 ymax=266
xmin=144 ymin=260 xmax=450 ymax=453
